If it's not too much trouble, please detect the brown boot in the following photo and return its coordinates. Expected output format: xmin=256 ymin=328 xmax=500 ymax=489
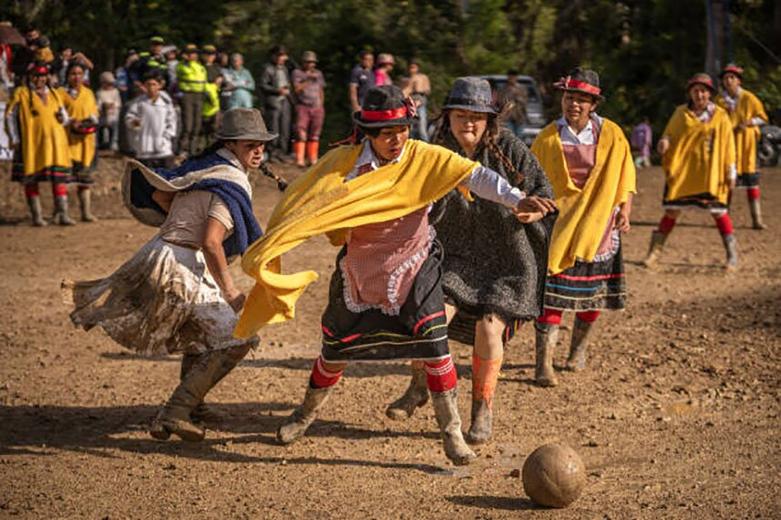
xmin=465 ymin=398 xmax=492 ymax=445
xmin=722 ymin=234 xmax=738 ymax=271
xmin=749 ymin=199 xmax=766 ymax=230
xmin=277 ymin=385 xmax=333 ymax=445
xmin=26 ymin=196 xmax=47 ymax=227
xmin=534 ymin=323 xmax=559 ymax=387
xmin=149 ymin=350 xmax=228 ymax=441
xmin=386 ymin=364 xmax=429 ymax=420
xmin=77 ymin=188 xmax=98 ymax=222
xmin=52 ymin=194 xmax=76 ymax=226
xmin=642 ymin=230 xmax=667 ymax=268
xmin=566 ymin=317 xmax=594 ymax=371
xmin=430 ymin=389 xmax=476 ymax=465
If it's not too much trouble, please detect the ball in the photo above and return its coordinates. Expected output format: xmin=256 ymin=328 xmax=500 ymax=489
xmin=521 ymin=442 xmax=586 ymax=508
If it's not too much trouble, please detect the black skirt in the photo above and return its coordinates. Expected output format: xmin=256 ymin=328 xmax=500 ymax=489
xmin=321 ymin=240 xmax=451 ymax=362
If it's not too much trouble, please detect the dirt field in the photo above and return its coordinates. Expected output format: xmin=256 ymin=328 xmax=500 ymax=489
xmin=0 ymin=158 xmax=779 ymax=519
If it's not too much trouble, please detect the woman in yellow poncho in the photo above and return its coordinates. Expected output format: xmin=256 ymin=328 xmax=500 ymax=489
xmin=243 ymin=85 xmax=556 ymax=466
xmin=643 ymin=73 xmax=737 ymax=270
xmin=59 ymin=61 xmax=99 ymax=222
xmin=530 ymin=68 xmax=636 ymax=388
xmin=715 ymin=64 xmax=769 ymax=229
xmin=6 ymin=62 xmax=73 ymax=226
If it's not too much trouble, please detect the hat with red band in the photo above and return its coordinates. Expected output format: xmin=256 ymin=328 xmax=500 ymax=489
xmin=353 ymin=85 xmax=415 ymax=128
xmin=686 ymin=72 xmax=715 ymax=93
xmin=554 ymin=67 xmax=604 ymax=101
xmin=719 ymin=63 xmax=743 ymax=79
xmin=28 ymin=62 xmax=49 ymax=76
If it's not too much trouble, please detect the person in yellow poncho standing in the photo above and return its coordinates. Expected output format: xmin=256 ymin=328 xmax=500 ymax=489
xmin=715 ymin=64 xmax=769 ymax=230
xmin=530 ymin=68 xmax=636 ymax=387
xmin=643 ymin=73 xmax=738 ymax=270
xmin=238 ymin=85 xmax=556 ymax=466
xmin=59 ymin=62 xmax=99 ymax=222
xmin=6 ymin=62 xmax=74 ymax=226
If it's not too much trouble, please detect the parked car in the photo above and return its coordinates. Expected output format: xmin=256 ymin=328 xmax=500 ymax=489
xmin=479 ymin=74 xmax=547 ymax=145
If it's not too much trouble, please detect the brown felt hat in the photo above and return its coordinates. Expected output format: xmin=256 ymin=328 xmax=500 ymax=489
xmin=217 ymin=108 xmax=277 ymax=142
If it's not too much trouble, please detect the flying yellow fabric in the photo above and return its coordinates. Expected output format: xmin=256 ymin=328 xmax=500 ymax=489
xmin=8 ymin=86 xmax=72 ymax=176
xmin=715 ymin=89 xmax=768 ymax=174
xmin=661 ymin=104 xmax=735 ymax=206
xmin=531 ymin=119 xmax=636 ymax=275
xmin=58 ymin=85 xmax=98 ymax=167
xmin=234 ymin=139 xmax=478 ymax=339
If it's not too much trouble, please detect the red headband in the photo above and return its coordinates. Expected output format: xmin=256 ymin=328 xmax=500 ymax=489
xmin=360 ymin=106 xmax=409 ymax=122
xmin=557 ymin=76 xmax=601 ymax=96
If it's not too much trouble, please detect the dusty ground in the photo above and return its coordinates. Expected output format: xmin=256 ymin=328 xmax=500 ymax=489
xmin=0 ymin=157 xmax=779 ymax=519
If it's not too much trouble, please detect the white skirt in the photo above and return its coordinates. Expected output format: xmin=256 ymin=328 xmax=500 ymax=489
xmin=63 ymin=236 xmax=257 ymax=356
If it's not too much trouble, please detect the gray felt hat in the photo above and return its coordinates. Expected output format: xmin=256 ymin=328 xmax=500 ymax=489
xmin=442 ymin=77 xmax=497 ymax=114
xmin=217 ymin=108 xmax=277 ymax=142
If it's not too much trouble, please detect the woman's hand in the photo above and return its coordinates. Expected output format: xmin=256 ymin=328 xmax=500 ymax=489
xmin=513 ymin=196 xmax=557 ymax=223
xmin=615 ymin=208 xmax=631 ymax=232
xmin=225 ymin=289 xmax=246 ymax=313
xmin=657 ymin=137 xmax=670 ymax=156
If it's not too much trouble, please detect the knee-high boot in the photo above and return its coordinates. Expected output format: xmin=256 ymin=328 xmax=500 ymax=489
xmin=77 ymin=188 xmax=97 ymax=222
xmin=566 ymin=318 xmax=595 ymax=371
xmin=385 ymin=364 xmax=429 ymax=420
xmin=430 ymin=388 xmax=476 ymax=465
xmin=277 ymin=385 xmax=334 ymax=444
xmin=534 ymin=323 xmax=559 ymax=387
xmin=26 ymin=196 xmax=47 ymax=227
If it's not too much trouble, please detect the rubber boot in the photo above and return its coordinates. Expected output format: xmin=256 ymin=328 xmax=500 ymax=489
xmin=26 ymin=196 xmax=47 ymax=227
xmin=293 ymin=141 xmax=306 ymax=167
xmin=277 ymin=385 xmax=333 ymax=445
xmin=430 ymin=389 xmax=477 ymax=466
xmin=722 ymin=234 xmax=738 ymax=271
xmin=77 ymin=188 xmax=98 ymax=222
xmin=642 ymin=230 xmax=667 ymax=268
xmin=566 ymin=317 xmax=594 ymax=372
xmin=52 ymin=194 xmax=76 ymax=226
xmin=386 ymin=364 xmax=429 ymax=420
xmin=306 ymin=140 xmax=319 ymax=165
xmin=465 ymin=398 xmax=492 ymax=445
xmin=534 ymin=323 xmax=559 ymax=387
xmin=749 ymin=199 xmax=766 ymax=230
xmin=149 ymin=351 xmax=227 ymax=441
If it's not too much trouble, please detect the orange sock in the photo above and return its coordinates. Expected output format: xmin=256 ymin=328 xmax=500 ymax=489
xmin=306 ymin=141 xmax=319 ymax=164
xmin=293 ymin=141 xmax=306 ymax=166
xmin=472 ymin=354 xmax=502 ymax=406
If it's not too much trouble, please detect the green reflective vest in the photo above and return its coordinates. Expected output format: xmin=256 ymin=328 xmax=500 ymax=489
xmin=203 ymin=82 xmax=220 ymax=117
xmin=176 ymin=60 xmax=207 ymax=93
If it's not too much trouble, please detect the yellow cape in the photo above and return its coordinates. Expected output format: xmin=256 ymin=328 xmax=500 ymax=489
xmin=531 ymin=119 xmax=636 ymax=275
xmin=715 ymin=89 xmax=768 ymax=174
xmin=58 ymin=86 xmax=98 ymax=167
xmin=233 ymin=139 xmax=478 ymax=339
xmin=8 ymin=86 xmax=72 ymax=176
xmin=661 ymin=105 xmax=735 ymax=205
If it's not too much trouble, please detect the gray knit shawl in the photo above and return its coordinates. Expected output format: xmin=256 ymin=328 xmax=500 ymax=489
xmin=433 ymin=127 xmax=555 ymax=322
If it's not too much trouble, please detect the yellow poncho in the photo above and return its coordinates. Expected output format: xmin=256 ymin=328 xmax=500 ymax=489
xmin=58 ymin=85 xmax=98 ymax=167
xmin=531 ymin=119 xmax=636 ymax=275
xmin=8 ymin=86 xmax=72 ymax=176
xmin=234 ymin=139 xmax=478 ymax=339
xmin=661 ymin=104 xmax=735 ymax=206
xmin=715 ymin=89 xmax=768 ymax=174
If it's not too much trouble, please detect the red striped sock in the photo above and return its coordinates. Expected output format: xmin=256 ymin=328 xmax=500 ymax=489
xmin=746 ymin=187 xmax=760 ymax=201
xmin=424 ymin=356 xmax=457 ymax=392
xmin=576 ymin=310 xmax=601 ymax=323
xmin=309 ymin=356 xmax=343 ymax=389
xmin=537 ymin=308 xmax=563 ymax=326
xmin=714 ymin=213 xmax=734 ymax=236
xmin=52 ymin=183 xmax=68 ymax=197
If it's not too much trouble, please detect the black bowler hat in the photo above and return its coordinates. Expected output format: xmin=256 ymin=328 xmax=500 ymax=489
xmin=352 ymin=85 xmax=415 ymax=128
xmin=554 ymin=67 xmax=605 ymax=101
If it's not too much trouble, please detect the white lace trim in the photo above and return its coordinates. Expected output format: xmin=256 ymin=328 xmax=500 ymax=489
xmin=339 ymin=226 xmax=435 ymax=316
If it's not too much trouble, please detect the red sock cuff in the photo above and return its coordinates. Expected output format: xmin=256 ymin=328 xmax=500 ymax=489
xmin=747 ymin=187 xmax=760 ymax=201
xmin=24 ymin=184 xmax=40 ymax=198
xmin=52 ymin=183 xmax=68 ymax=197
xmin=309 ymin=356 xmax=343 ymax=389
xmin=576 ymin=310 xmax=601 ymax=323
xmin=424 ymin=356 xmax=457 ymax=392
xmin=658 ymin=215 xmax=677 ymax=234
xmin=714 ymin=213 xmax=734 ymax=236
xmin=537 ymin=308 xmax=563 ymax=326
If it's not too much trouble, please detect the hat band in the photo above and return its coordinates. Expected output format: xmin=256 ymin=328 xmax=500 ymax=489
xmin=361 ymin=107 xmax=408 ymax=122
xmin=562 ymin=78 xmax=601 ymax=96
xmin=722 ymin=66 xmax=743 ymax=76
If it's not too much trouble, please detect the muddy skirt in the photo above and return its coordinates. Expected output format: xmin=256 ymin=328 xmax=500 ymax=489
xmin=321 ymin=241 xmax=450 ymax=363
xmin=543 ymin=243 xmax=626 ymax=312
xmin=63 ymin=236 xmax=257 ymax=356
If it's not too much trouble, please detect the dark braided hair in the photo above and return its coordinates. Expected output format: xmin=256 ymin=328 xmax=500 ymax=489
xmin=431 ymin=105 xmax=525 ymax=186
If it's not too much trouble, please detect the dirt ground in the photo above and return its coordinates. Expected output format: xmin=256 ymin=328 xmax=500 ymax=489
xmin=0 ymin=157 xmax=779 ymax=519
